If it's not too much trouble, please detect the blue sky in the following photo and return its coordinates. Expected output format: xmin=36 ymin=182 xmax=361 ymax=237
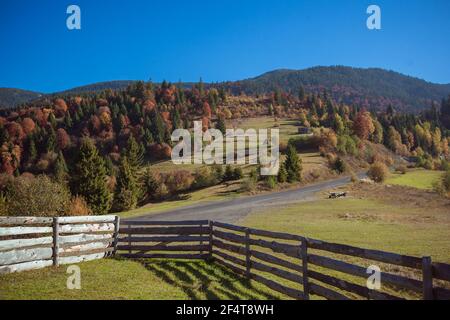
xmin=0 ymin=0 xmax=449 ymax=93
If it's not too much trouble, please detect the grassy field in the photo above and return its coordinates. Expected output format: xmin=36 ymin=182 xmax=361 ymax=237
xmin=3 ymin=185 xmax=449 ymax=300
xmin=119 ymin=180 xmax=244 ymax=219
xmin=0 ymin=258 xmax=283 ymax=300
xmin=240 ymin=196 xmax=450 ymax=262
xmin=386 ymin=169 xmax=442 ymax=190
xmin=236 ymin=117 xmax=303 ymax=144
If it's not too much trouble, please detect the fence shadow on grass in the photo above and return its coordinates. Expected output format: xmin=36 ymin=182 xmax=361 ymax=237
xmin=142 ymin=259 xmax=279 ymax=300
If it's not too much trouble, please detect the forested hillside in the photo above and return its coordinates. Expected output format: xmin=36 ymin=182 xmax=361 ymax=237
xmin=2 ymin=67 xmax=450 ymax=112
xmin=0 ymin=80 xmax=449 ymax=216
xmin=221 ymin=66 xmax=450 ymax=112
xmin=0 ymin=88 xmax=42 ymax=109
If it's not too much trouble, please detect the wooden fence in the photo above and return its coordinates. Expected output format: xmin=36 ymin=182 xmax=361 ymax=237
xmin=119 ymin=220 xmax=450 ymax=300
xmin=117 ymin=220 xmax=210 ymax=260
xmin=0 ymin=215 xmax=120 ymax=274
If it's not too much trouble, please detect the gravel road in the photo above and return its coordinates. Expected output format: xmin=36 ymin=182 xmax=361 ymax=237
xmin=125 ymin=174 xmax=363 ymax=224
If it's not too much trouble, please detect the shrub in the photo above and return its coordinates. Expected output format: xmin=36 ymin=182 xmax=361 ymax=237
xmin=36 ymin=159 xmax=50 ymax=171
xmin=265 ymin=176 xmax=277 ymax=189
xmin=68 ymin=196 xmax=92 ymax=216
xmin=443 ymin=170 xmax=450 ymax=192
xmin=223 ymin=165 xmax=234 ymax=181
xmin=233 ymin=167 xmax=244 ymax=180
xmin=212 ymin=165 xmax=224 ymax=182
xmin=432 ymin=170 xmax=450 ymax=197
xmin=241 ymin=177 xmax=257 ymax=192
xmin=440 ymin=160 xmax=450 ymax=171
xmin=164 ymin=170 xmax=194 ymax=193
xmin=332 ymin=157 xmax=346 ymax=174
xmin=395 ymin=165 xmax=407 ymax=174
xmin=277 ymin=164 xmax=288 ymax=183
xmin=223 ymin=165 xmax=244 ymax=182
xmin=249 ymin=168 xmax=259 ymax=181
xmin=367 ymin=162 xmax=389 ymax=183
xmin=310 ymin=169 xmax=321 ymax=180
xmin=5 ymin=175 xmax=71 ymax=216
xmin=0 ymin=193 xmax=7 ymax=216
xmin=350 ymin=171 xmax=359 ymax=183
xmin=192 ymin=167 xmax=218 ymax=189
xmin=156 ymin=183 xmax=169 ymax=200
xmin=337 ymin=135 xmax=358 ymax=156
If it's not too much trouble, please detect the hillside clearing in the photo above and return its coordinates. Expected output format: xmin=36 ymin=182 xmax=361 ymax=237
xmin=385 ymin=169 xmax=443 ymax=190
xmin=240 ymin=185 xmax=450 ymax=262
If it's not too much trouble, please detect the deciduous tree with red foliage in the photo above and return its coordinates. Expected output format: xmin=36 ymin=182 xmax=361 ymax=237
xmin=203 ymin=101 xmax=212 ymax=119
xmin=21 ymin=118 xmax=36 ymax=136
xmin=353 ymin=110 xmax=375 ymax=140
xmin=56 ymin=128 xmax=71 ymax=150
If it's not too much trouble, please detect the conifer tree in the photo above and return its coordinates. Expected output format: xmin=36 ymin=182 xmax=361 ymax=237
xmin=54 ymin=151 xmax=68 ymax=183
xmin=46 ymin=128 xmax=56 ymax=153
xmin=0 ymin=124 xmax=9 ymax=146
xmin=64 ymin=113 xmax=73 ymax=128
xmin=125 ymin=135 xmax=144 ymax=170
xmin=49 ymin=113 xmax=57 ymax=128
xmin=284 ymin=145 xmax=302 ymax=182
xmin=277 ymin=163 xmax=288 ymax=183
xmin=171 ymin=108 xmax=182 ymax=129
xmin=142 ymin=168 xmax=159 ymax=200
xmin=27 ymin=136 xmax=37 ymax=164
xmin=71 ymin=139 xmax=112 ymax=214
xmin=113 ymin=156 xmax=139 ymax=211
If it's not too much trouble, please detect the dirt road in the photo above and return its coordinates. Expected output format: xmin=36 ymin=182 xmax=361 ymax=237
xmin=126 ymin=175 xmax=362 ymax=223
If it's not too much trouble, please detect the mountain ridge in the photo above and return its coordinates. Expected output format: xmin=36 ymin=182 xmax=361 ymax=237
xmin=2 ymin=66 xmax=450 ymax=112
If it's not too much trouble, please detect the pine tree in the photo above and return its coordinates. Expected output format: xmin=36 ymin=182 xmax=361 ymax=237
xmin=171 ymin=108 xmax=182 ymax=129
xmin=54 ymin=151 xmax=68 ymax=183
xmin=284 ymin=145 xmax=302 ymax=182
xmin=150 ymin=109 xmax=165 ymax=143
xmin=27 ymin=136 xmax=37 ymax=164
xmin=277 ymin=163 xmax=288 ymax=183
xmin=46 ymin=128 xmax=56 ymax=153
xmin=113 ymin=156 xmax=139 ymax=211
xmin=125 ymin=135 xmax=144 ymax=170
xmin=64 ymin=113 xmax=73 ymax=128
xmin=71 ymin=139 xmax=112 ymax=214
xmin=142 ymin=168 xmax=159 ymax=200
xmin=0 ymin=124 xmax=9 ymax=146
xmin=49 ymin=113 xmax=57 ymax=128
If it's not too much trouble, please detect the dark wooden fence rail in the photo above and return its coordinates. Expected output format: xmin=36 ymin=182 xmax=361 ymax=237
xmin=120 ymin=219 xmax=450 ymax=300
xmin=117 ymin=220 xmax=210 ymax=260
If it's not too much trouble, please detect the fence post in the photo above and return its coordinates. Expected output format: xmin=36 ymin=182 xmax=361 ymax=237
xmin=245 ymin=228 xmax=251 ymax=279
xmin=422 ymin=256 xmax=433 ymax=300
xmin=52 ymin=217 xmax=60 ymax=267
xmin=128 ymin=222 xmax=132 ymax=255
xmin=208 ymin=220 xmax=213 ymax=260
xmin=301 ymin=237 xmax=309 ymax=300
xmin=200 ymin=222 xmax=204 ymax=257
xmin=112 ymin=216 xmax=120 ymax=257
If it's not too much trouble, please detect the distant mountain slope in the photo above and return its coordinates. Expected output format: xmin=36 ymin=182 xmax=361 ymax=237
xmin=224 ymin=66 xmax=450 ymax=111
xmin=0 ymin=88 xmax=42 ymax=109
xmin=1 ymin=66 xmax=449 ymax=111
xmin=57 ymin=80 xmax=137 ymax=95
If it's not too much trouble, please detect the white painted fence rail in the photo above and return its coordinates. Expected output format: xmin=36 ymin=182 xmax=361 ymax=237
xmin=0 ymin=215 xmax=120 ymax=274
